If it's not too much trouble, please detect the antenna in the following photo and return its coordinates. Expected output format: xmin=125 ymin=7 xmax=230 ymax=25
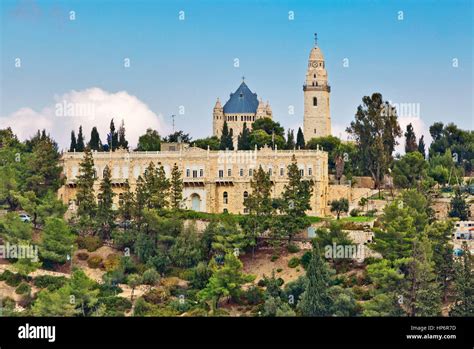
xmin=314 ymin=33 xmax=318 ymax=47
xmin=171 ymin=114 xmax=176 ymax=133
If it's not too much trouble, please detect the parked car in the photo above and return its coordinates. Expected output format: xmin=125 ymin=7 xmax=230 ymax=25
xmin=18 ymin=213 xmax=31 ymax=223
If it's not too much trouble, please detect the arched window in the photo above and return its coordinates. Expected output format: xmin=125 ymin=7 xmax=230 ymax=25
xmin=313 ymin=74 xmax=316 ymax=78
xmin=119 ymin=193 xmax=124 ymax=206
xmin=243 ymin=191 xmax=248 ymax=199
xmin=223 ymin=192 xmax=228 ymax=204
xmin=313 ymin=97 xmax=317 ymax=106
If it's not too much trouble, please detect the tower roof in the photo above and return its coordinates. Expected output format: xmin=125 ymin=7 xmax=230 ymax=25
xmin=309 ymin=46 xmax=325 ymax=61
xmin=223 ymin=81 xmax=259 ymax=114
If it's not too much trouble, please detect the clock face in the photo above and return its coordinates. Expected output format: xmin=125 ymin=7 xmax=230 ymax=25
xmin=311 ymin=61 xmax=318 ymax=68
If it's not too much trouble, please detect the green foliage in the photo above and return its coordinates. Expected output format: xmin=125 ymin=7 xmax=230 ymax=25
xmin=40 ymin=217 xmax=76 ymax=264
xmin=88 ymin=126 xmax=102 ymax=151
xmin=67 ymin=268 xmax=100 ymax=316
xmin=404 ymin=123 xmax=418 ymax=153
xmin=136 ymin=128 xmax=161 ymax=151
xmin=329 ymin=198 xmax=349 ymax=219
xmin=450 ymin=243 xmax=474 ymax=316
xmin=87 ymin=255 xmax=103 ymax=269
xmin=288 ymin=257 xmax=300 ymax=268
xmin=76 ymin=235 xmax=102 ymax=252
xmin=202 ymin=219 xmax=248 ymax=257
xmin=193 ymin=136 xmax=220 ymax=150
xmin=296 ymin=127 xmax=305 ymax=149
xmin=76 ymin=147 xmax=97 ymax=221
xmin=287 ymin=243 xmax=300 ymax=253
xmin=262 ymin=296 xmax=296 ymax=316
xmin=142 ymin=268 xmax=160 ymax=285
xmin=393 ymin=151 xmax=428 ymax=189
xmin=219 ymin=121 xmax=234 ymax=150
xmin=33 ymin=275 xmax=68 ymax=291
xmin=76 ymin=126 xmax=85 ymax=152
xmin=0 ymin=212 xmax=32 ymax=242
xmin=188 ymin=262 xmax=212 ymax=289
xmin=237 ymin=122 xmax=251 ymax=150
xmin=449 ymin=189 xmax=469 ymax=221
xmin=97 ymin=165 xmax=116 ymax=239
xmin=169 ymin=223 xmax=202 ymax=268
xmin=15 ymin=282 xmax=31 ymax=295
xmin=170 ymin=163 xmax=183 ymax=210
xmin=32 ymin=287 xmax=76 ymax=316
xmin=163 ymin=130 xmax=191 ymax=143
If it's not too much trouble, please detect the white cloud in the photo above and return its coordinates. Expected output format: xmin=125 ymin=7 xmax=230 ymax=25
xmin=396 ymin=115 xmax=431 ymax=155
xmin=0 ymin=88 xmax=170 ymax=150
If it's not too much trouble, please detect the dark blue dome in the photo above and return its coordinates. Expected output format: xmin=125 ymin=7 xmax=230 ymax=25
xmin=223 ymin=82 xmax=259 ymax=114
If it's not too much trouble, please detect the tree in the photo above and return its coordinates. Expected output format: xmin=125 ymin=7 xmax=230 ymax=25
xmin=241 ymin=166 xmax=274 ymax=255
xmin=329 ymin=198 xmax=349 ymax=220
xmin=76 ymin=126 xmax=85 ymax=152
xmin=202 ymin=219 xmax=248 ymax=257
xmin=249 ymin=118 xmax=285 ymax=149
xmin=119 ymin=180 xmax=135 ymax=222
xmin=237 ymin=122 xmax=251 ymax=150
xmin=108 ymin=119 xmax=119 ymax=151
xmin=170 ymin=163 xmax=183 ymax=210
xmin=40 ymin=217 xmax=76 ymax=264
xmin=118 ymin=119 xmax=128 ymax=149
xmin=286 ymin=129 xmax=295 ymax=150
xmin=450 ymin=243 xmax=474 ymax=316
xmin=198 ymin=253 xmax=255 ymax=312
xmin=89 ymin=127 xmax=102 ymax=151
xmin=69 ymin=130 xmax=77 ymax=152
xmin=0 ymin=212 xmax=32 ymax=242
xmin=136 ymin=128 xmax=161 ymax=151
xmin=404 ymin=234 xmax=441 ymax=316
xmin=404 ymin=123 xmax=418 ymax=153
xmin=252 ymin=118 xmax=285 ymax=138
xmin=76 ymin=147 xmax=97 ymax=221
xmin=97 ymin=165 xmax=116 ymax=239
xmin=67 ymin=269 xmax=99 ymax=316
xmin=334 ymin=147 xmax=345 ymax=184
xmin=346 ymin=93 xmax=402 ymax=189
xmin=298 ymin=243 xmax=333 ymax=316
xmin=392 ymin=151 xmax=428 ymax=189
xmin=418 ymin=135 xmax=426 ymax=158
xmin=150 ymin=164 xmax=170 ymax=209
xmin=219 ymin=121 xmax=233 ymax=150
xmin=31 ymin=287 xmax=76 ymax=316
xmin=163 ymin=130 xmax=191 ymax=143
xmin=169 ymin=224 xmax=202 ymax=268
xmin=127 ymin=274 xmax=142 ymax=302
xmin=449 ymin=189 xmax=469 ymax=220
xmin=296 ymin=127 xmax=305 ymax=149
xmin=276 ymin=155 xmax=313 ymax=243
xmin=193 ymin=136 xmax=220 ymax=150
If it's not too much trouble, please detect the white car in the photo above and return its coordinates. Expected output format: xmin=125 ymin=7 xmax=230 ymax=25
xmin=18 ymin=213 xmax=31 ymax=223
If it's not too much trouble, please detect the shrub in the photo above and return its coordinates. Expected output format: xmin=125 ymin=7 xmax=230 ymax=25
xmin=143 ymin=288 xmax=168 ymax=305
xmin=276 ymin=268 xmax=283 ymax=273
xmin=244 ymin=286 xmax=264 ymax=305
xmin=33 ymin=275 xmax=67 ymax=291
xmin=288 ymin=257 xmax=300 ymax=268
xmin=142 ymin=268 xmax=160 ymax=286
xmin=15 ymin=282 xmax=31 ymax=295
xmin=97 ymin=283 xmax=122 ymax=297
xmin=300 ymin=251 xmax=312 ymax=269
xmin=77 ymin=252 xmax=89 ymax=261
xmin=287 ymin=244 xmax=300 ymax=253
xmin=103 ymin=254 xmax=121 ymax=272
xmin=0 ymin=270 xmax=13 ymax=281
xmin=87 ymin=255 xmax=103 ymax=269
xmin=350 ymin=208 xmax=361 ymax=217
xmin=5 ymin=272 xmax=22 ymax=287
xmin=77 ymin=235 xmax=102 ymax=252
xmin=98 ymin=296 xmax=132 ymax=315
xmin=365 ymin=209 xmax=378 ymax=217
xmin=270 ymin=255 xmax=279 ymax=262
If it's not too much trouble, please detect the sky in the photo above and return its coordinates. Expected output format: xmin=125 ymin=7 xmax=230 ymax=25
xmin=0 ymin=0 xmax=472 ymax=151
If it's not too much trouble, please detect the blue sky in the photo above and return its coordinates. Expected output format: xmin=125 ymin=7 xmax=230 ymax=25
xmin=0 ymin=0 xmax=472 ymax=149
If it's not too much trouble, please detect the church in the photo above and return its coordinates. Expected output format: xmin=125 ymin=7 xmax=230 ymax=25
xmin=58 ymin=36 xmax=332 ymax=216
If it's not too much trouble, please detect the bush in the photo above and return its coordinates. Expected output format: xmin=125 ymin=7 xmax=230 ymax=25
xmin=350 ymin=208 xmax=361 ymax=217
xmin=287 ymin=244 xmax=300 ymax=253
xmin=103 ymin=254 xmax=121 ymax=272
xmin=33 ymin=275 xmax=67 ymax=291
xmin=98 ymin=296 xmax=132 ymax=315
xmin=244 ymin=286 xmax=265 ymax=305
xmin=142 ymin=268 xmax=160 ymax=286
xmin=77 ymin=252 xmax=89 ymax=261
xmin=270 ymin=255 xmax=279 ymax=262
xmin=143 ymin=288 xmax=168 ymax=305
xmin=5 ymin=272 xmax=23 ymax=287
xmin=288 ymin=257 xmax=300 ymax=268
xmin=365 ymin=209 xmax=378 ymax=217
xmin=87 ymin=255 xmax=103 ymax=269
xmin=77 ymin=235 xmax=102 ymax=252
xmin=0 ymin=270 xmax=13 ymax=281
xmin=15 ymin=282 xmax=31 ymax=295
xmin=300 ymin=251 xmax=312 ymax=269
xmin=276 ymin=268 xmax=283 ymax=273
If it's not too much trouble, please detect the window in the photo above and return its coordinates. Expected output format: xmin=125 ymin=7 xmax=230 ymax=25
xmin=243 ymin=191 xmax=249 ymax=199
xmin=240 ymin=168 xmax=244 ymax=176
xmin=314 ymin=128 xmax=317 ymax=134
xmin=223 ymin=208 xmax=228 ymax=213
xmin=313 ymin=97 xmax=317 ymax=106
xmin=249 ymin=169 xmax=253 ymax=176
xmin=119 ymin=193 xmax=124 ymax=207
xmin=223 ymin=192 xmax=228 ymax=204
xmin=200 ymin=169 xmax=204 ymax=177
xmin=299 ymin=169 xmax=304 ymax=176
xmin=308 ymin=168 xmax=313 ymax=176
xmin=268 ymin=168 xmax=272 ymax=176
xmin=193 ymin=170 xmax=198 ymax=178
xmin=313 ymin=74 xmax=316 ymax=78
xmin=219 ymin=170 xmax=224 ymax=178
xmin=280 ymin=168 xmax=284 ymax=176
xmin=186 ymin=169 xmax=190 ymax=177
xmin=228 ymin=169 xmax=232 ymax=176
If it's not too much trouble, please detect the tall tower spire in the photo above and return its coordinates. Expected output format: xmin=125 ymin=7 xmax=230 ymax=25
xmin=303 ymin=35 xmax=331 ymax=139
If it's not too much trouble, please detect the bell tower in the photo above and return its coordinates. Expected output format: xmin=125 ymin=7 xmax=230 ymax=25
xmin=303 ymin=34 xmax=331 ymax=140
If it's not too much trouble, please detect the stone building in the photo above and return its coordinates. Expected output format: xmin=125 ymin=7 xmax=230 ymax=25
xmin=303 ymin=36 xmax=331 ymax=139
xmin=58 ymin=146 xmax=329 ymax=216
xmin=212 ymin=80 xmax=273 ymax=147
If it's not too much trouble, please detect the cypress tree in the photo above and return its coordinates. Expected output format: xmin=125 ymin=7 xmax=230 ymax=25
xmin=298 ymin=243 xmax=333 ymax=316
xmin=219 ymin=121 xmax=233 ymax=150
xmin=417 ymin=135 xmax=426 ymax=158
xmin=119 ymin=180 xmax=135 ymax=222
xmin=170 ymin=163 xmax=183 ymax=210
xmin=152 ymin=164 xmax=171 ymax=209
xmin=286 ymin=129 xmax=295 ymax=150
xmin=76 ymin=147 xmax=97 ymax=221
xmin=404 ymin=123 xmax=418 ymax=153
xmin=449 ymin=189 xmax=469 ymax=221
xmin=89 ymin=127 xmax=102 ymax=151
xmin=76 ymin=126 xmax=85 ymax=152
xmin=237 ymin=122 xmax=251 ymax=150
xmin=118 ymin=119 xmax=128 ymax=149
xmin=70 ymin=131 xmax=77 ymax=152
xmin=108 ymin=119 xmax=119 ymax=151
xmin=296 ymin=127 xmax=305 ymax=149
xmin=97 ymin=165 xmax=116 ymax=239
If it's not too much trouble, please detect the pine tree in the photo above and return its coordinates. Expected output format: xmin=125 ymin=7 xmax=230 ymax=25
xmin=404 ymin=234 xmax=441 ymax=316
xmin=404 ymin=123 xmax=418 ymax=153
xmin=298 ymin=243 xmax=333 ymax=316
xmin=143 ymin=162 xmax=156 ymax=209
xmin=170 ymin=163 xmax=183 ymax=210
xmin=40 ymin=217 xmax=76 ymax=264
xmin=97 ymin=165 xmax=115 ymax=239
xmin=76 ymin=147 xmax=97 ymax=221
xmin=134 ymin=175 xmax=147 ymax=225
xmin=450 ymin=243 xmax=474 ymax=316
xmin=286 ymin=129 xmax=295 ymax=150
xmin=76 ymin=126 xmax=85 ymax=152
xmin=228 ymin=128 xmax=234 ymax=150
xmin=119 ymin=180 xmax=135 ymax=221
xmin=151 ymin=164 xmax=171 ymax=209
xmin=108 ymin=119 xmax=119 ymax=151
xmin=277 ymin=155 xmax=313 ymax=243
xmin=417 ymin=135 xmax=426 ymax=158
xmin=89 ymin=127 xmax=102 ymax=151
xmin=296 ymin=127 xmax=305 ymax=149
xmin=449 ymin=189 xmax=469 ymax=220
xmin=70 ymin=131 xmax=77 ymax=152
xmin=219 ymin=121 xmax=233 ymax=150
xmin=118 ymin=119 xmax=128 ymax=149
xmin=237 ymin=122 xmax=251 ymax=150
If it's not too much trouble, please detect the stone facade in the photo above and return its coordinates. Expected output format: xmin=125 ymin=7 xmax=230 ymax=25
xmin=58 ymin=146 xmax=329 ymax=216
xmin=303 ymin=42 xmax=331 ymax=140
